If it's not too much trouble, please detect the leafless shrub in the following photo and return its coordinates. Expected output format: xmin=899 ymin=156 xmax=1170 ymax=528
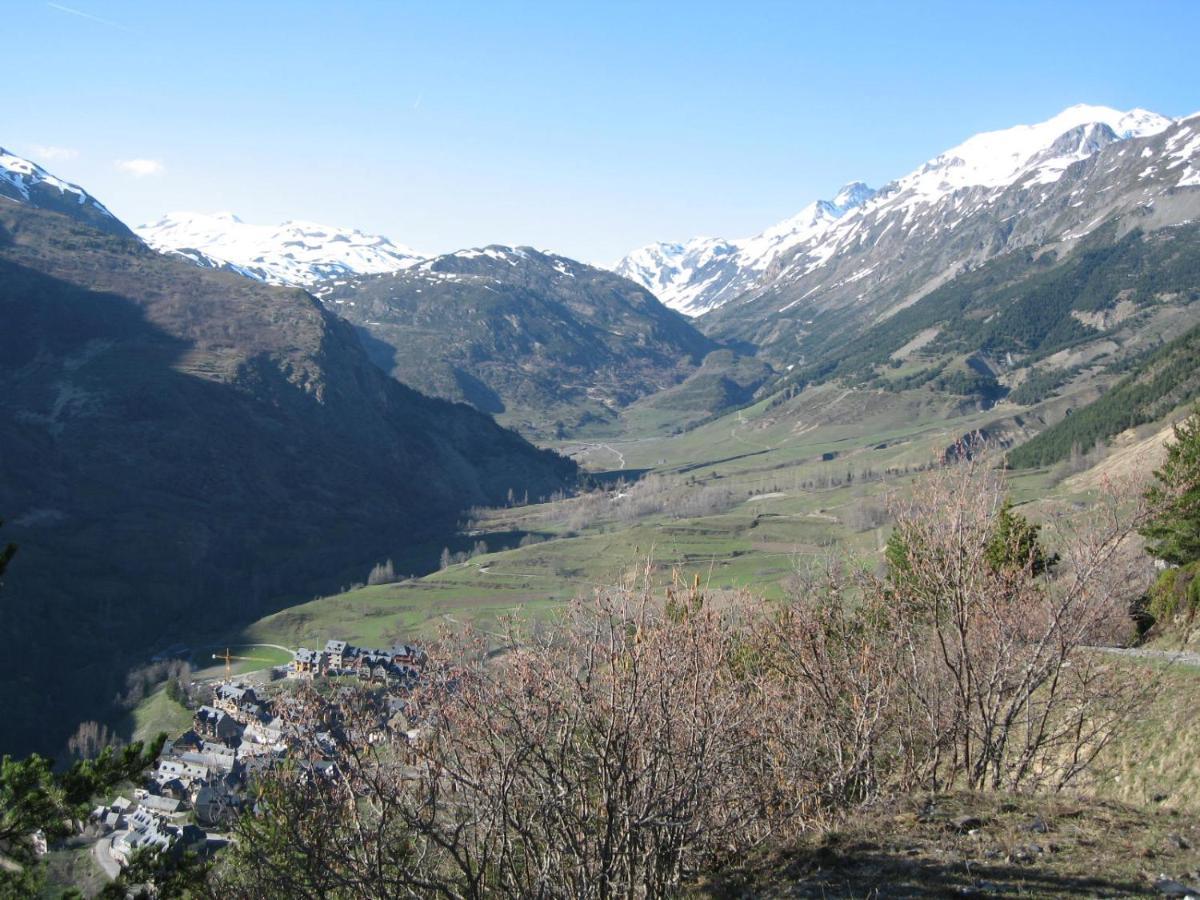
xmin=68 ymin=720 xmax=122 ymax=760
xmin=367 ymin=558 xmax=397 ymax=585
xmin=840 ymin=499 xmax=890 ymax=532
xmin=116 ymin=659 xmax=192 ymax=709
xmin=210 ymin=461 xmax=1158 ymax=896
xmin=880 ymin=458 xmax=1154 ymax=792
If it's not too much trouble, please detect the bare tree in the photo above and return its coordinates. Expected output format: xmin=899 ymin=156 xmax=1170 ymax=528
xmin=208 ymin=461 xmax=1158 ymax=897
xmin=880 ymin=458 xmax=1154 ymax=792
xmin=368 ymin=558 xmax=397 ymax=586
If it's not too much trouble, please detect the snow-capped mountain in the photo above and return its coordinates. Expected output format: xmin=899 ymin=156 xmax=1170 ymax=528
xmin=136 ymin=212 xmax=424 ymax=286
xmin=617 ymin=105 xmax=1172 ymax=317
xmin=877 ymin=105 xmax=1170 ymax=207
xmin=0 ymin=146 xmax=131 ymax=237
xmin=702 ymin=105 xmax=1200 ymax=361
xmin=616 ymin=182 xmax=875 ymax=315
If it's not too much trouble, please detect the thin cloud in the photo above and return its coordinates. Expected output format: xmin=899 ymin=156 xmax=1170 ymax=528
xmin=413 ymin=93 xmax=423 ymax=110
xmin=115 ymin=158 xmax=165 ymax=177
xmin=31 ymin=145 xmax=79 ymax=161
xmin=46 ymin=2 xmax=133 ymax=32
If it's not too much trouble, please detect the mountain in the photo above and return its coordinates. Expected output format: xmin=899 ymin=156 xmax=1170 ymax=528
xmin=0 ymin=174 xmax=575 ymax=756
xmin=313 ymin=246 xmax=719 ymax=437
xmin=699 ymin=108 xmax=1200 ymax=465
xmin=136 ymin=211 xmax=424 ymax=285
xmin=701 ymin=105 xmax=1187 ymax=361
xmin=615 ymin=182 xmax=876 ymax=315
xmin=1 ymin=147 xmax=132 ymax=237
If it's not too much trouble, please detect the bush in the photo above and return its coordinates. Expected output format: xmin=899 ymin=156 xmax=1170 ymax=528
xmin=1147 ymin=561 xmax=1200 ymax=625
xmin=367 ymin=558 xmax=397 ymax=585
xmin=203 ymin=461 xmax=1158 ymax=896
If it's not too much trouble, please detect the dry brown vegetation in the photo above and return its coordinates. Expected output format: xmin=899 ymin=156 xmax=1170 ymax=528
xmin=209 ymin=460 xmax=1158 ymax=899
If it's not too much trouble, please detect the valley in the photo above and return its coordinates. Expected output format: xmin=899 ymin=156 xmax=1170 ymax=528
xmin=6 ymin=91 xmax=1200 ymax=897
xmin=223 ymin=370 xmax=1159 ymax=661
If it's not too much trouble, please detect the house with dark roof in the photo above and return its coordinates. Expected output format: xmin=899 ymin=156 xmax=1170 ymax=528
xmin=194 ymin=706 xmax=243 ymax=744
xmin=324 ymin=639 xmax=357 ymax=671
xmin=111 ymin=809 xmax=205 ymax=866
xmin=213 ymin=682 xmax=259 ymax=718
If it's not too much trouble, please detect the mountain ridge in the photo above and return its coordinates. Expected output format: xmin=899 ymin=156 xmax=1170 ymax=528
xmin=137 ymin=210 xmax=424 ymax=286
xmin=614 ymin=181 xmax=876 ymax=315
xmin=615 ymin=105 xmax=1175 ymax=319
xmin=1 ymin=147 xmax=133 ymax=237
xmin=314 ymin=244 xmax=719 ymax=437
xmin=0 ymin=190 xmax=575 ymax=756
xmin=700 ymin=107 xmax=1200 ymax=370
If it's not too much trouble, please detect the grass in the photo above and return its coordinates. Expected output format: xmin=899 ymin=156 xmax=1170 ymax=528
xmin=190 ymin=644 xmax=294 ymax=680
xmin=231 ymin=373 xmax=1180 ymax=729
xmin=121 ymin=683 xmax=193 ymax=745
xmin=1080 ymin=661 xmax=1200 ymax=810
xmin=229 ymin=380 xmax=1063 ymax=651
xmin=694 ymin=790 xmax=1200 ymax=898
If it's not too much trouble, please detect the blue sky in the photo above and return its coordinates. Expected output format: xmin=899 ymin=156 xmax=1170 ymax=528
xmin=8 ymin=0 xmax=1200 ymax=262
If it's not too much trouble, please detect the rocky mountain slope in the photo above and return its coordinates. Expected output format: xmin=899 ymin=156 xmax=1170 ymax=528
xmin=137 ymin=211 xmax=424 ymax=285
xmin=1007 ymin=314 xmax=1200 ymax=468
xmin=700 ymin=105 xmax=1196 ymax=363
xmin=0 ymin=182 xmax=575 ymax=756
xmin=615 ymin=182 xmax=875 ymax=315
xmin=315 ymin=246 xmax=718 ymax=437
xmin=621 ymin=106 xmax=1174 ymax=325
xmin=1 ymin=147 xmax=132 ymax=237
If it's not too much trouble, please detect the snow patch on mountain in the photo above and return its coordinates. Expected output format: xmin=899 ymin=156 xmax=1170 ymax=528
xmin=615 ymin=182 xmax=876 ymax=315
xmin=881 ymin=105 xmax=1170 ymax=210
xmin=616 ymin=105 xmax=1175 ymax=317
xmin=137 ymin=211 xmax=424 ymax=285
xmin=0 ymin=146 xmax=120 ymax=221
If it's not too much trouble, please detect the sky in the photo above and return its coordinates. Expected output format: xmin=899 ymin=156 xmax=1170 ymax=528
xmin=7 ymin=0 xmax=1200 ymax=263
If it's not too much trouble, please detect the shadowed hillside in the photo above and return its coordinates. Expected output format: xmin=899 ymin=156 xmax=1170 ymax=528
xmin=0 ymin=203 xmax=576 ymax=755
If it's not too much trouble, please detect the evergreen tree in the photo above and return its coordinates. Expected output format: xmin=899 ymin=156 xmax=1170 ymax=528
xmin=886 ymin=496 xmax=1056 ymax=588
xmin=884 ymin=527 xmax=916 ymax=586
xmin=1 ymin=739 xmax=166 ymax=896
xmin=1141 ymin=407 xmax=1200 ymax=566
xmin=985 ymin=499 xmax=1058 ymax=576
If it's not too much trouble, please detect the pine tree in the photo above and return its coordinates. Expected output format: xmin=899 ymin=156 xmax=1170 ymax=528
xmin=1141 ymin=407 xmax=1200 ymax=566
xmin=985 ymin=498 xmax=1057 ymax=576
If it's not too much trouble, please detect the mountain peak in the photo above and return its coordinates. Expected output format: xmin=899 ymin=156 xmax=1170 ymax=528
xmin=896 ymin=104 xmax=1172 ymax=202
xmin=614 ymin=181 xmax=874 ymax=315
xmin=137 ymin=211 xmax=424 ymax=285
xmin=0 ymin=146 xmax=131 ymax=237
xmin=832 ymin=181 xmax=875 ymax=209
xmin=614 ymin=104 xmax=1176 ymax=317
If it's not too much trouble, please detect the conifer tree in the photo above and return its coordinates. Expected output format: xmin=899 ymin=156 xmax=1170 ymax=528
xmin=1141 ymin=407 xmax=1200 ymax=566
xmin=985 ymin=498 xmax=1058 ymax=576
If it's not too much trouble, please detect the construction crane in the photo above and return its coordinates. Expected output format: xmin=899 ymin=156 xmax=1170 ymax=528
xmin=212 ymin=647 xmax=274 ymax=682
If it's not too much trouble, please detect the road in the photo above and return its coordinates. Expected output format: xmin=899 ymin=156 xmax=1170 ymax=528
xmin=596 ymin=443 xmax=626 ymax=470
xmin=91 ymin=833 xmax=121 ymax=880
xmin=1095 ymin=645 xmax=1200 ymax=668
